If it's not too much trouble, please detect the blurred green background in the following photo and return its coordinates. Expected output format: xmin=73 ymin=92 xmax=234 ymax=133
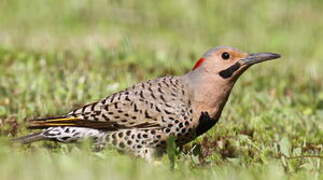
xmin=0 ymin=0 xmax=322 ymax=179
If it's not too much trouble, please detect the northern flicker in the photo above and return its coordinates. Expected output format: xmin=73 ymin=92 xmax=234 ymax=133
xmin=14 ymin=46 xmax=281 ymax=160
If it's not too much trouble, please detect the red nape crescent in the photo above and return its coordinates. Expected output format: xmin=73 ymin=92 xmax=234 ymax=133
xmin=192 ymin=58 xmax=205 ymax=70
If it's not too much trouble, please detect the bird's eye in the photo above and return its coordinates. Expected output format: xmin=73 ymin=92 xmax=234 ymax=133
xmin=221 ymin=52 xmax=230 ymax=60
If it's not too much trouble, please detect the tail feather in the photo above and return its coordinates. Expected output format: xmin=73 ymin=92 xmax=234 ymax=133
xmin=27 ymin=116 xmax=159 ymax=130
xmin=28 ymin=116 xmax=85 ymax=129
xmin=28 ymin=116 xmax=120 ymax=130
xmin=12 ymin=132 xmax=45 ymax=144
xmin=14 ymin=115 xmax=160 ymax=144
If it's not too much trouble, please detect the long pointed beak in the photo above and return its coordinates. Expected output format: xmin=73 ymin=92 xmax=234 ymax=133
xmin=239 ymin=52 xmax=281 ymax=65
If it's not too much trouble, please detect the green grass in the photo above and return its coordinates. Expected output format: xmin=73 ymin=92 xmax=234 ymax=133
xmin=0 ymin=0 xmax=322 ymax=179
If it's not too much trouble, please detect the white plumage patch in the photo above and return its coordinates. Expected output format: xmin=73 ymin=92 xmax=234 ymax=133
xmin=42 ymin=127 xmax=105 ymax=142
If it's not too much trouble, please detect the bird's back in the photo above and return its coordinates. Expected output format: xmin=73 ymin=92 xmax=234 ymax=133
xmin=15 ymin=76 xmax=198 ymax=159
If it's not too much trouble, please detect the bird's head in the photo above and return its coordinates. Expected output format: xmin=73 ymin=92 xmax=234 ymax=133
xmin=192 ymin=46 xmax=281 ymax=81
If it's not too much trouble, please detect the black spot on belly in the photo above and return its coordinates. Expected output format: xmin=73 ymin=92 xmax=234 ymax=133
xmin=195 ymin=112 xmax=219 ymax=136
xmin=126 ymin=130 xmax=131 ymax=136
xmin=60 ymin=137 xmax=70 ymax=141
xmin=127 ymin=140 xmax=132 ymax=145
xmin=119 ymin=142 xmax=125 ymax=148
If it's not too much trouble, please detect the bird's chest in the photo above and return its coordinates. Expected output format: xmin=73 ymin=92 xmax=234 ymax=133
xmin=164 ymin=111 xmax=219 ymax=146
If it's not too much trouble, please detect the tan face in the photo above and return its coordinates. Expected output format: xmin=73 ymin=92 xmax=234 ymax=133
xmin=193 ymin=46 xmax=281 ymax=80
xmin=203 ymin=47 xmax=248 ymax=69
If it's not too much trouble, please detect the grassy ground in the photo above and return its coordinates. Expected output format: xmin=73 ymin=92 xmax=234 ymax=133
xmin=0 ymin=0 xmax=322 ymax=179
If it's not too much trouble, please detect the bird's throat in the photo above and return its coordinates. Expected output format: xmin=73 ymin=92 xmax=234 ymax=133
xmin=183 ymin=71 xmax=235 ymax=120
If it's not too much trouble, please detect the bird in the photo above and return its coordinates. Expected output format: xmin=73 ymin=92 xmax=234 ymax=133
xmin=13 ymin=46 xmax=281 ymax=160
